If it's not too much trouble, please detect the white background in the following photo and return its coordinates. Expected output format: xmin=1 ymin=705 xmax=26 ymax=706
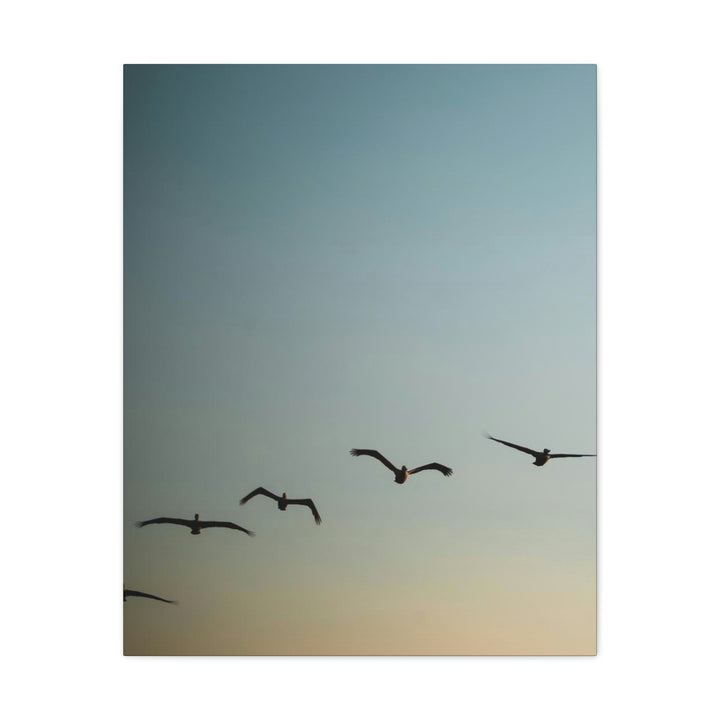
xmin=2 ymin=1 xmax=718 ymax=718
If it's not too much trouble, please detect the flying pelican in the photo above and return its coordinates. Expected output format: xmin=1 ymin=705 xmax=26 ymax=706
xmin=350 ymin=448 xmax=453 ymax=484
xmin=485 ymin=434 xmax=596 ymax=467
xmin=124 ymin=585 xmax=177 ymax=604
xmin=239 ymin=487 xmax=322 ymax=525
xmin=135 ymin=513 xmax=255 ymax=536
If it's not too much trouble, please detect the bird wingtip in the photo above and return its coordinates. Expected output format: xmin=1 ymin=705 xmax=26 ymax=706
xmin=134 ymin=521 xmax=143 ymax=528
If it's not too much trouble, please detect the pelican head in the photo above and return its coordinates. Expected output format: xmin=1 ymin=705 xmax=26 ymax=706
xmin=401 ymin=465 xmax=408 ymax=472
xmin=194 ymin=513 xmax=200 ymax=521
xmin=543 ymin=449 xmax=550 ymax=455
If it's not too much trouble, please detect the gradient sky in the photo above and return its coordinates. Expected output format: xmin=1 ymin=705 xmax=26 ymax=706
xmin=124 ymin=64 xmax=596 ymax=655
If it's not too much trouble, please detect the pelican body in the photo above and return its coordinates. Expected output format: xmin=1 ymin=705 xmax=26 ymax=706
xmin=395 ymin=466 xmax=411 ymax=484
xmin=190 ymin=513 xmax=201 ymax=534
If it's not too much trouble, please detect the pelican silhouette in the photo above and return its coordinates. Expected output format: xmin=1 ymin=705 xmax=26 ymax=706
xmin=350 ymin=448 xmax=453 ymax=484
xmin=240 ymin=487 xmax=322 ymax=525
xmin=485 ymin=434 xmax=596 ymax=467
xmin=124 ymin=585 xmax=176 ymax=604
xmin=135 ymin=513 xmax=255 ymax=536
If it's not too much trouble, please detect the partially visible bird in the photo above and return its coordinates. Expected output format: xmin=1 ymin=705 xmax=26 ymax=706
xmin=124 ymin=585 xmax=177 ymax=604
xmin=240 ymin=487 xmax=321 ymax=525
xmin=135 ymin=513 xmax=255 ymax=536
xmin=485 ymin=434 xmax=596 ymax=467
xmin=350 ymin=448 xmax=453 ymax=484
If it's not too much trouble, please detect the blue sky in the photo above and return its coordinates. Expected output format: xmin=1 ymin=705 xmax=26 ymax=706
xmin=124 ymin=64 xmax=595 ymax=654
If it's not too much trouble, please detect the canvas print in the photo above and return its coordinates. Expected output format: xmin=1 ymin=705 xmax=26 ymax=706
xmin=124 ymin=64 xmax=596 ymax=655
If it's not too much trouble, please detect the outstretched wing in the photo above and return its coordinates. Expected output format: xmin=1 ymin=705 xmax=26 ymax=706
xmin=485 ymin=434 xmax=541 ymax=458
xmin=135 ymin=517 xmax=192 ymax=528
xmin=548 ymin=453 xmax=596 ymax=459
xmin=350 ymin=448 xmax=398 ymax=473
xmin=408 ymin=462 xmax=453 ymax=477
xmin=201 ymin=521 xmax=256 ymax=536
xmin=124 ymin=589 xmax=177 ymax=604
xmin=287 ymin=498 xmax=322 ymax=525
xmin=240 ymin=487 xmax=281 ymax=505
